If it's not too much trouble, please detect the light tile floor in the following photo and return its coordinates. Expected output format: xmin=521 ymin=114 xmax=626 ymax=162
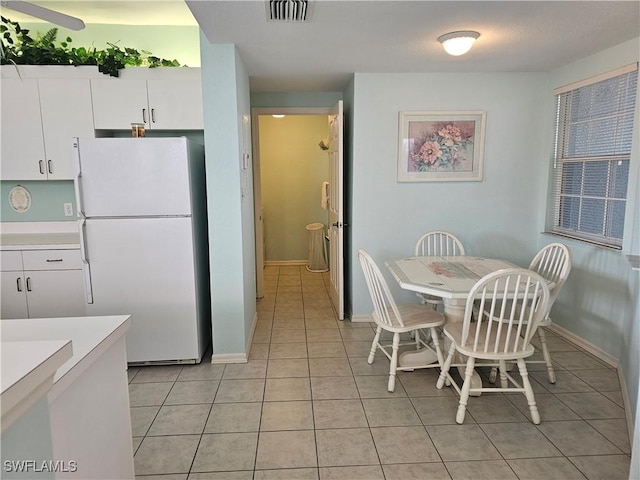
xmin=130 ymin=265 xmax=632 ymax=480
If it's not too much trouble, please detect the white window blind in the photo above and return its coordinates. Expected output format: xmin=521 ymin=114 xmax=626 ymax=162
xmin=547 ymin=64 xmax=638 ymax=248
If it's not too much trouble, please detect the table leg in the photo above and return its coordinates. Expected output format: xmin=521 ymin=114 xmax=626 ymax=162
xmin=443 ymin=299 xmax=482 ymax=396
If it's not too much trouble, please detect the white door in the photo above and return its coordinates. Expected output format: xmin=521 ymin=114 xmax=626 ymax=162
xmin=39 ymin=79 xmax=96 ymax=180
xmin=1 ymin=272 xmax=28 ymax=319
xmin=328 ymin=101 xmax=344 ymax=320
xmin=75 ymin=138 xmax=192 ymax=217
xmin=91 ymin=78 xmax=149 ymax=129
xmin=25 ymin=270 xmax=87 ymax=318
xmin=147 ymin=79 xmax=204 ymax=129
xmin=0 ymin=79 xmax=47 ymax=180
xmin=84 ymin=217 xmax=200 ymax=363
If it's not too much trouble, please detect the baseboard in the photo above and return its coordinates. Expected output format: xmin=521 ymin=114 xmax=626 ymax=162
xmin=210 ymin=312 xmax=258 ymax=365
xmin=211 ymin=353 xmax=247 ymax=364
xmin=617 ymin=366 xmax=635 ymax=449
xmin=350 ymin=313 xmax=373 ymax=323
xmin=246 ymin=312 xmax=258 ymax=356
xmin=264 ymin=260 xmax=308 ymax=266
xmin=547 ymin=323 xmax=618 ymax=367
xmin=548 ymin=323 xmax=634 ymax=446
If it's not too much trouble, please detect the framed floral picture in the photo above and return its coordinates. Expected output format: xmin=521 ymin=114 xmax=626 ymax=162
xmin=397 ymin=110 xmax=486 ymax=182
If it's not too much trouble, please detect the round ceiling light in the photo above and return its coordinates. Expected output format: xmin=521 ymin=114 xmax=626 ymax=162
xmin=438 ymin=31 xmax=480 ymax=56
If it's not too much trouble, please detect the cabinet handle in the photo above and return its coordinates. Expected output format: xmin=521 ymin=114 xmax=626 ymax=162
xmin=48 ymin=160 xmax=53 ymax=174
xmin=16 ymin=277 xmax=22 ymax=292
xmin=26 ymin=277 xmax=32 ymax=292
xmin=151 ymin=108 xmax=156 ymax=123
xmin=46 ymin=258 xmax=64 ymax=263
xmin=39 ymin=160 xmax=45 ymax=174
xmin=142 ymin=108 xmax=147 ymax=124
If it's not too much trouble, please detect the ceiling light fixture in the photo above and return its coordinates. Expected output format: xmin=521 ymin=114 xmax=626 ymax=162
xmin=438 ymin=31 xmax=480 ymax=56
xmin=272 ymin=114 xmax=285 ymax=118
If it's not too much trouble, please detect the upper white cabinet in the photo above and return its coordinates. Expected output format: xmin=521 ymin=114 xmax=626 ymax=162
xmin=0 ymin=66 xmax=203 ymax=182
xmin=1 ymin=76 xmax=95 ymax=181
xmin=91 ymin=69 xmax=203 ymax=130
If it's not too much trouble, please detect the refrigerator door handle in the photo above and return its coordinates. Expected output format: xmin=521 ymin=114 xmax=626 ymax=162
xmin=73 ymin=138 xmax=85 ymax=216
xmin=79 ymin=218 xmax=94 ymax=304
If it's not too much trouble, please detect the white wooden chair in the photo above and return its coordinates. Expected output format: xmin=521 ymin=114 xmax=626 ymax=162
xmin=487 ymin=243 xmax=572 ymax=384
xmin=414 ymin=231 xmax=465 ymax=310
xmin=436 ymin=268 xmax=550 ymax=424
xmin=358 ymin=249 xmax=446 ymax=392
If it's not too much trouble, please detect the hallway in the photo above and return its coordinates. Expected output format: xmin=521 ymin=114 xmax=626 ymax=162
xmin=130 ymin=264 xmax=631 ymax=479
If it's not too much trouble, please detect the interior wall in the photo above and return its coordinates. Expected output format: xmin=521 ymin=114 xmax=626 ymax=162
xmin=259 ymin=115 xmax=330 ymax=263
xmin=200 ymin=39 xmax=256 ymax=360
xmin=348 ymin=71 xmax=549 ymax=316
xmin=540 ymin=37 xmax=640 ymax=431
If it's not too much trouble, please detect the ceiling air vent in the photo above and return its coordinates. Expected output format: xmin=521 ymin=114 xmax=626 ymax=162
xmin=267 ymin=0 xmax=310 ymax=22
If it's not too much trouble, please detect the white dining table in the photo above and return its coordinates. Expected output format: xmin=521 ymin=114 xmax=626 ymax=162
xmin=385 ymin=255 xmax=519 ymax=392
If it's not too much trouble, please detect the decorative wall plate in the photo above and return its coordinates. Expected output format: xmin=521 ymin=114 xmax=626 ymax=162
xmin=8 ymin=185 xmax=32 ymax=213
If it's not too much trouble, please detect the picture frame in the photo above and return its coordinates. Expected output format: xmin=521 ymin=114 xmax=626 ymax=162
xmin=397 ymin=110 xmax=486 ymax=182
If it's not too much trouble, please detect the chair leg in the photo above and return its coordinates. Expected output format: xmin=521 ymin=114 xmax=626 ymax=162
xmin=388 ymin=332 xmax=400 ymax=392
xmin=436 ymin=342 xmax=456 ymax=389
xmin=368 ymin=326 xmax=382 ymax=364
xmin=537 ymin=328 xmax=556 ymax=384
xmin=414 ymin=329 xmax=421 ymax=350
xmin=456 ymin=356 xmax=476 ymax=424
xmin=517 ymin=358 xmax=540 ymax=425
xmin=498 ymin=360 xmax=508 ymax=389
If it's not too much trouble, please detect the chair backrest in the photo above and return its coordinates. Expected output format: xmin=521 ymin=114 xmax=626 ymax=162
xmin=357 ymin=249 xmax=404 ymax=329
xmin=529 ymin=243 xmax=571 ymax=311
xmin=415 ymin=231 xmax=465 ymax=256
xmin=462 ymin=268 xmax=550 ymax=355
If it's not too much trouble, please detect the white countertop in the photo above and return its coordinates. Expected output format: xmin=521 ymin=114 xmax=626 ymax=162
xmin=1 ymin=340 xmax=73 ymax=431
xmin=1 ymin=315 xmax=131 ymax=388
xmin=0 ymin=222 xmax=80 ymax=250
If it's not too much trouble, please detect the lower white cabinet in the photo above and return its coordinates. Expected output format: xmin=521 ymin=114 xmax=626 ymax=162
xmin=0 ymin=250 xmax=86 ymax=319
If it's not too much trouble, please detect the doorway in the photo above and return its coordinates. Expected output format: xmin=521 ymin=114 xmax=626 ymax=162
xmin=252 ymin=105 xmax=344 ymax=319
xmin=252 ymin=108 xmax=330 ymax=290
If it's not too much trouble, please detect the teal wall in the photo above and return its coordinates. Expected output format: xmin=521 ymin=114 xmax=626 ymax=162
xmin=349 ymin=71 xmax=549 ymax=315
xmin=0 ymin=181 xmax=76 ymax=222
xmin=540 ymin=38 xmax=640 ymax=433
xmin=200 ymin=39 xmax=256 ymax=359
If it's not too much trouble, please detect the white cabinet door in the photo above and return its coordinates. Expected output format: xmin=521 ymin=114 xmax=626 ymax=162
xmin=1 ymin=272 xmax=29 ymax=319
xmin=0 ymin=78 xmax=94 ymax=181
xmin=39 ymin=79 xmax=95 ymax=180
xmin=147 ymin=79 xmax=203 ymax=130
xmin=91 ymin=77 xmax=203 ymax=130
xmin=91 ymin=79 xmax=149 ymax=129
xmin=0 ymin=79 xmax=47 ymax=180
xmin=24 ymin=269 xmax=87 ymax=319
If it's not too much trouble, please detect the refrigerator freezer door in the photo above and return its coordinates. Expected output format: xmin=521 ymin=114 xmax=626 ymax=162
xmin=76 ymin=137 xmax=193 ymax=217
xmin=84 ymin=217 xmax=202 ymax=363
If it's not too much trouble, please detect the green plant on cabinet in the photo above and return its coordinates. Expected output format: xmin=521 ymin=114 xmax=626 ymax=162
xmin=1 ymin=17 xmax=182 ymax=77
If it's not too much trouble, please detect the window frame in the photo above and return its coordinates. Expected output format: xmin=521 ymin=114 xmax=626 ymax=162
xmin=546 ymin=63 xmax=638 ymax=250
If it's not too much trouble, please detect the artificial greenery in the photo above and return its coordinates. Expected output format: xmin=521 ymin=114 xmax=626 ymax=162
xmin=0 ymin=17 xmax=181 ymax=77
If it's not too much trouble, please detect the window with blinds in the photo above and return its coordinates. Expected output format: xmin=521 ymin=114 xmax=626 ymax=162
xmin=547 ymin=64 xmax=638 ymax=248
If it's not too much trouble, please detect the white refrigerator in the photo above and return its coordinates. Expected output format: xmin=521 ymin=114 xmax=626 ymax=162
xmin=73 ymin=137 xmax=210 ymax=364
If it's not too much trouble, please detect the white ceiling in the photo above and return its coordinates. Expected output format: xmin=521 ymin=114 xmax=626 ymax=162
xmin=3 ymin=1 xmax=639 ymax=92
